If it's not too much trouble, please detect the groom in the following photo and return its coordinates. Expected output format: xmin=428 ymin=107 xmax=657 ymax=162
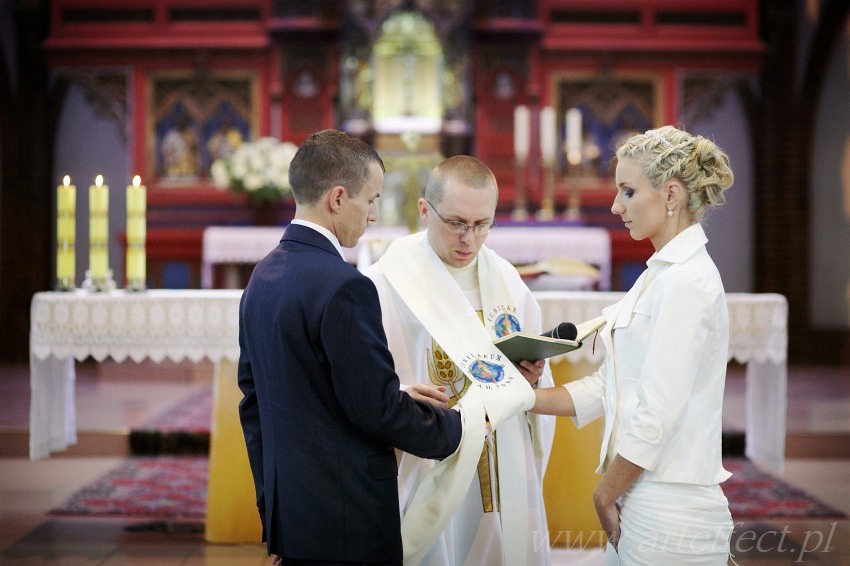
xmin=237 ymin=130 xmax=466 ymax=564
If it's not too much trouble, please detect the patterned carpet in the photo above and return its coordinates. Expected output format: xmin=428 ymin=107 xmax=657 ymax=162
xmin=129 ymin=389 xmax=212 ymax=455
xmin=721 ymin=458 xmax=847 ymax=520
xmin=49 ymin=457 xmax=207 ymax=521
xmin=49 ymin=387 xmax=845 ymax=522
xmin=48 ymin=455 xmax=846 ymax=523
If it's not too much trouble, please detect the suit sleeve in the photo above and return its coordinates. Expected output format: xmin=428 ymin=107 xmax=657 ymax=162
xmin=321 ymin=275 xmax=462 ymax=459
xmin=236 ymin=297 xmax=266 ymax=541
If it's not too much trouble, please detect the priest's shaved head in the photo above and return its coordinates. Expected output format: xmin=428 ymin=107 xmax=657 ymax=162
xmin=424 ymin=155 xmax=499 ymax=205
xmin=419 ymin=155 xmax=498 ymax=268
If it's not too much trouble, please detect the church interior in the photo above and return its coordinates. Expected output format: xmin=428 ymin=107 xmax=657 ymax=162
xmin=1 ymin=0 xmax=849 ymax=564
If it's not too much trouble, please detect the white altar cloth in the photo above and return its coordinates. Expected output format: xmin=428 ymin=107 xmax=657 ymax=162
xmin=201 ymin=225 xmax=612 ymax=290
xmin=29 ymin=290 xmax=786 ymax=472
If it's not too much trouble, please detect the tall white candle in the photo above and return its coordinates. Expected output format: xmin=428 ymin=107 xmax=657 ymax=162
xmin=540 ymin=106 xmax=556 ymax=166
xmin=566 ymin=108 xmax=583 ymax=165
xmin=513 ymin=105 xmax=530 ymax=163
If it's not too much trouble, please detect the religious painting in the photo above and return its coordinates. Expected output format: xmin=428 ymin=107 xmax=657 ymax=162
xmin=553 ymin=72 xmax=661 ymax=180
xmin=371 ymin=11 xmax=443 ymax=135
xmin=148 ymin=71 xmax=258 ymax=185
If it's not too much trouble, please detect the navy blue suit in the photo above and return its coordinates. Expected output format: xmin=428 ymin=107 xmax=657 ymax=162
xmin=238 ymin=223 xmax=462 ymax=562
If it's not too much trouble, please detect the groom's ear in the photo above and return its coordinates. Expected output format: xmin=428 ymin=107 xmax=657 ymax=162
xmin=327 ymin=185 xmax=346 ymax=213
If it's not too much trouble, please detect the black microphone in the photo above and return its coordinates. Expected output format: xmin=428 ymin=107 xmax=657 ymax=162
xmin=541 ymin=322 xmax=577 ymax=341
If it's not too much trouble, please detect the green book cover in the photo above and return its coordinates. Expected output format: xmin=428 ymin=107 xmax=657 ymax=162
xmin=493 ymin=315 xmax=606 ymax=363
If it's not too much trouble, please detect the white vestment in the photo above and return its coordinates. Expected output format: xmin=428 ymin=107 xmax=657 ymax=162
xmin=366 ymin=232 xmax=555 ymax=566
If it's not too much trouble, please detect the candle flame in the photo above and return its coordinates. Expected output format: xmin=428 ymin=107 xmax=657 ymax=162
xmin=133 ymin=175 xmax=141 ymax=187
xmin=63 ymin=175 xmax=70 ymax=187
xmin=95 ymin=175 xmax=103 ymax=187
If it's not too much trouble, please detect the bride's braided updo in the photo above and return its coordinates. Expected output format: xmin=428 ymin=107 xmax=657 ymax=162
xmin=616 ymin=125 xmax=734 ymax=222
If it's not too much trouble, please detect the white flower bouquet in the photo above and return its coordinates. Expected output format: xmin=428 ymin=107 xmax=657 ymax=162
xmin=211 ymin=137 xmax=299 ymax=203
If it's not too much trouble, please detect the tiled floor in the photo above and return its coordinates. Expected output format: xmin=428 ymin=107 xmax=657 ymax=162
xmin=1 ymin=361 xmax=849 ymax=565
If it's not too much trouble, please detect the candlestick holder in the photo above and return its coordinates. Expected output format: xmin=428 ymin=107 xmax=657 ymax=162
xmin=82 ymin=268 xmax=116 ymax=292
xmin=56 ymin=275 xmax=75 ymax=292
xmin=536 ymin=162 xmax=556 ymax=221
xmin=511 ymin=157 xmax=529 ymax=221
xmin=564 ymin=176 xmax=582 ymax=221
xmin=560 ymin=160 xmax=582 ymax=221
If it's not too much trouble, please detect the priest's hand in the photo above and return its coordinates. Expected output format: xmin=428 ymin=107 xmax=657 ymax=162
xmin=270 ymin=554 xmax=282 ymax=565
xmin=514 ymin=359 xmax=545 ymax=386
xmin=405 ymin=383 xmax=450 ymax=409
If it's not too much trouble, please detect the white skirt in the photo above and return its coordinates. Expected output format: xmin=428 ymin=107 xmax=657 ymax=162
xmin=605 ymin=481 xmax=733 ymax=566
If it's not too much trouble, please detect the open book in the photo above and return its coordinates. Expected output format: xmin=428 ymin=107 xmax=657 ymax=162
xmin=493 ymin=315 xmax=607 ymax=363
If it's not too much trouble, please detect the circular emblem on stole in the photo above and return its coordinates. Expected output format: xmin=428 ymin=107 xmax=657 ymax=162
xmin=493 ymin=313 xmax=521 ymax=337
xmin=469 ymin=359 xmax=506 ymax=384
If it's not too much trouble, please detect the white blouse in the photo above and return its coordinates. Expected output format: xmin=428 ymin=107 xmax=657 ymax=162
xmin=565 ymin=223 xmax=732 ymax=485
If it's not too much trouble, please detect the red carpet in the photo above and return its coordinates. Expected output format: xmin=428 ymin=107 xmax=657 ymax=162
xmin=49 ymin=457 xmax=207 ymax=521
xmin=49 ymin=455 xmax=845 ymax=523
xmin=721 ymin=458 xmax=846 ymax=520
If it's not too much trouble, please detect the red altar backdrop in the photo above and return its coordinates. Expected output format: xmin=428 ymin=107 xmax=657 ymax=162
xmin=43 ymin=0 xmax=760 ymax=290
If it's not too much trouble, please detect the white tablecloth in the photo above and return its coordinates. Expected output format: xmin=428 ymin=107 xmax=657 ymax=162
xmin=29 ymin=290 xmax=786 ymax=472
xmin=201 ymin=225 xmax=612 ymax=290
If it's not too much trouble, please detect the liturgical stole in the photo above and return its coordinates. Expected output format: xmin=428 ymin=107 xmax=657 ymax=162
xmin=379 ymin=232 xmax=536 ymax=565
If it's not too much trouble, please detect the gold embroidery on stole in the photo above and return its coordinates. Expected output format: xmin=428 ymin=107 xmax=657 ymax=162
xmin=426 ymin=310 xmax=499 ymax=513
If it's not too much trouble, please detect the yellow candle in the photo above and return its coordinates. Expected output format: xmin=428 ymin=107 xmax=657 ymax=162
xmin=57 ymin=176 xmax=76 ymax=287
xmin=126 ymin=216 xmax=146 ymax=244
xmin=126 ymin=175 xmax=146 ymax=215
xmin=90 ymin=216 xmax=108 ymax=244
xmin=90 ymin=246 xmax=108 ymax=278
xmin=90 ymin=175 xmax=108 ymax=214
xmin=126 ymin=247 xmax=146 ymax=283
xmin=58 ymin=216 xmax=75 ymax=243
xmin=126 ymin=175 xmax=146 ymax=289
xmin=89 ymin=175 xmax=109 ymax=280
xmin=57 ymin=245 xmax=74 ymax=282
xmin=58 ymin=175 xmax=76 ymax=214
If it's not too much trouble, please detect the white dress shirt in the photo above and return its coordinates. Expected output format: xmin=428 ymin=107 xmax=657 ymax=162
xmin=566 ymin=223 xmax=732 ymax=485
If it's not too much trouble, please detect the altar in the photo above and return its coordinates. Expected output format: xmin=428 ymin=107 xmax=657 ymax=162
xmin=201 ymin=225 xmax=613 ymax=290
xmin=29 ymin=290 xmax=787 ymax=542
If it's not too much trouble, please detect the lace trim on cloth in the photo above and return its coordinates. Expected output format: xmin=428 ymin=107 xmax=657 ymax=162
xmin=31 ymin=290 xmax=787 ymax=365
xmin=30 ymin=290 xmax=242 ymax=363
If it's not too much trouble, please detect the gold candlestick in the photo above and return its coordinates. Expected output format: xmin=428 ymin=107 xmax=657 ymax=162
xmin=537 ymin=164 xmax=556 ymax=221
xmin=126 ymin=175 xmax=146 ymax=291
xmin=56 ymin=175 xmax=76 ymax=290
xmin=511 ymin=157 xmax=529 ymax=221
xmin=564 ymin=163 xmax=582 ymax=221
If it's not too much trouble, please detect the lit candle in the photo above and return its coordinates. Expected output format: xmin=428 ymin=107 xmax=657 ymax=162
xmin=126 ymin=175 xmax=146 ymax=290
xmin=57 ymin=175 xmax=76 ymax=289
xmin=513 ymin=105 xmax=530 ymax=163
xmin=540 ymin=106 xmax=556 ymax=166
xmin=566 ymin=108 xmax=583 ymax=165
xmin=89 ymin=175 xmax=109 ymax=282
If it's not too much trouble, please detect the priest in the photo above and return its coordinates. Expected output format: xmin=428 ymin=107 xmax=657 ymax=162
xmin=366 ymin=155 xmax=555 ymax=565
